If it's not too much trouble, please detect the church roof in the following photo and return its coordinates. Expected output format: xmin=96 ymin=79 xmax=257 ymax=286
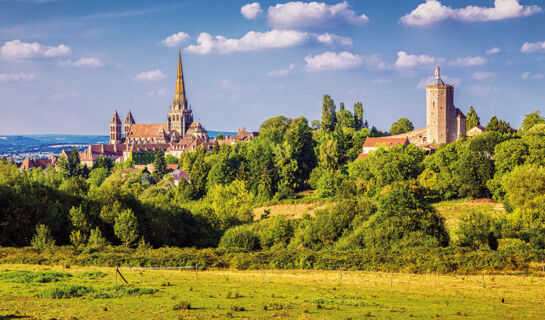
xmin=125 ymin=110 xmax=135 ymax=124
xmin=173 ymin=48 xmax=188 ymax=109
xmin=126 ymin=123 xmax=168 ymax=138
xmin=110 ymin=110 xmax=121 ymax=124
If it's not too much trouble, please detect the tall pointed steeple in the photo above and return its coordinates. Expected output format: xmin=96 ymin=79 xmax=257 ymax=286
xmin=173 ymin=48 xmax=187 ymax=110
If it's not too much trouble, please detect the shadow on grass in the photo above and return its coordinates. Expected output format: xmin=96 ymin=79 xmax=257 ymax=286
xmin=0 ymin=315 xmax=31 ymax=319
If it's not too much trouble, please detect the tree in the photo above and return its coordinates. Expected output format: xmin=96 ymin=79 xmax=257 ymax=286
xmin=190 ymin=147 xmax=210 ymax=198
xmin=354 ymin=102 xmax=364 ymax=130
xmin=318 ymin=139 xmax=339 ymax=172
xmin=92 ymin=156 xmax=113 ymax=171
xmin=208 ymin=180 xmax=254 ymax=229
xmin=114 ymin=209 xmax=139 ymax=247
xmin=502 ymin=165 xmax=545 ymax=211
xmin=521 ymin=110 xmax=545 ymax=134
xmin=88 ymin=167 xmax=109 ymax=187
xmin=31 ymin=225 xmax=55 ymax=250
xmin=152 ymin=151 xmax=167 ymax=181
xmin=321 ymin=94 xmax=336 ymax=132
xmin=465 ymin=106 xmax=480 ymax=132
xmin=279 ymin=117 xmax=316 ymax=189
xmin=310 ymin=120 xmax=321 ymax=130
xmin=486 ymin=116 xmax=511 ymax=134
xmin=336 ymin=108 xmax=355 ymax=130
xmin=215 ymin=133 xmax=224 ymax=140
xmin=59 ymin=148 xmax=82 ymax=177
xmin=258 ymin=116 xmax=291 ymax=144
xmin=389 ymin=118 xmax=414 ymax=135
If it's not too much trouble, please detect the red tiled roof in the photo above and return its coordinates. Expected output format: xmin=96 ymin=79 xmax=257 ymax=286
xmin=127 ymin=123 xmax=167 ymax=138
xmin=20 ymin=157 xmax=56 ymax=170
xmin=356 ymin=153 xmax=368 ymax=159
xmin=166 ymin=164 xmax=178 ymax=170
xmin=362 ymin=137 xmax=410 ymax=148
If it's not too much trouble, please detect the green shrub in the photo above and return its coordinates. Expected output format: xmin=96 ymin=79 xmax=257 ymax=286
xmin=31 ymin=225 xmax=55 ymax=250
xmin=37 ymin=285 xmax=94 ymax=299
xmin=0 ymin=270 xmax=71 ymax=283
xmin=456 ymin=212 xmax=499 ymax=250
xmin=173 ymin=300 xmax=191 ymax=310
xmin=76 ymin=271 xmax=106 ymax=279
xmin=219 ymin=225 xmax=261 ymax=252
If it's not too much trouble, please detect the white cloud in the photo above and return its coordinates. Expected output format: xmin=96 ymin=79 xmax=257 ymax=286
xmin=220 ymin=80 xmax=241 ymax=91
xmin=417 ymin=75 xmax=461 ymax=88
xmin=360 ymin=54 xmax=388 ymax=70
xmin=0 ymin=39 xmax=71 ymax=59
xmin=316 ymin=33 xmax=352 ymax=47
xmin=60 ymin=57 xmax=102 ymax=67
xmin=472 ymin=71 xmax=495 ymax=80
xmin=147 ymin=88 xmax=168 ymax=96
xmin=401 ymin=0 xmax=542 ymax=26
xmin=0 ymin=72 xmax=35 ymax=82
xmin=267 ymin=63 xmax=296 ymax=77
xmin=467 ymin=85 xmax=499 ymax=96
xmin=521 ymin=71 xmax=544 ymax=79
xmin=521 ymin=40 xmax=545 ymax=53
xmin=267 ymin=1 xmax=369 ymax=29
xmin=304 ymin=51 xmax=362 ymax=71
xmin=449 ymin=56 xmax=487 ymax=66
xmin=161 ymin=32 xmax=191 ymax=47
xmin=134 ymin=69 xmax=166 ymax=81
xmin=185 ymin=30 xmax=309 ymax=54
xmin=241 ymin=2 xmax=263 ymax=19
xmin=395 ymin=51 xmax=442 ymax=68
xmin=486 ymin=47 xmax=501 ymax=55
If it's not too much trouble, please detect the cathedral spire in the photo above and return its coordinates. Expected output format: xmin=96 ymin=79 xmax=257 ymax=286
xmin=173 ymin=48 xmax=187 ymax=110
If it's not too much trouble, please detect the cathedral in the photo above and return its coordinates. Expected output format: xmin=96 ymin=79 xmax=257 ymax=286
xmin=109 ymin=49 xmax=208 ymax=145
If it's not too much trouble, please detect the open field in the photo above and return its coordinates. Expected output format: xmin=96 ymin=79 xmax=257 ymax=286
xmin=1 ymin=264 xmax=544 ymax=319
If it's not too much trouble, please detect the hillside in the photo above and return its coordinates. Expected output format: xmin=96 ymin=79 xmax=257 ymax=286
xmin=253 ymin=199 xmax=505 ymax=239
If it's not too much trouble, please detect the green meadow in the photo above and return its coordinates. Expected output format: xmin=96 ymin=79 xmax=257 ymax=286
xmin=1 ymin=264 xmax=544 ymax=319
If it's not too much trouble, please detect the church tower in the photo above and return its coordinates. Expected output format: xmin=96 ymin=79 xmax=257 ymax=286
xmin=426 ymin=66 xmax=458 ymax=144
xmin=109 ymin=110 xmax=122 ymax=144
xmin=168 ymin=49 xmax=194 ymax=139
xmin=124 ymin=110 xmax=135 ymax=138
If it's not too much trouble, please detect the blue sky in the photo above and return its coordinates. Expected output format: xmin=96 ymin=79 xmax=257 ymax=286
xmin=0 ymin=0 xmax=544 ymax=134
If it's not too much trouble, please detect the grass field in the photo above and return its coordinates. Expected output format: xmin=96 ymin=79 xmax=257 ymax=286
xmin=1 ymin=264 xmax=544 ymax=319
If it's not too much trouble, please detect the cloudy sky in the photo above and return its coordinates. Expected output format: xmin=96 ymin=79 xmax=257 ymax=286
xmin=0 ymin=0 xmax=544 ymax=134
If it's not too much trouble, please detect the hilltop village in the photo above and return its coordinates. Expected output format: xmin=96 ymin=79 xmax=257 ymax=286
xmin=18 ymin=56 xmax=489 ymax=172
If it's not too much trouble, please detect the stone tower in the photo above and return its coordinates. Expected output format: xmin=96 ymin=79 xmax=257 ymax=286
xmin=168 ymin=49 xmax=194 ymax=138
xmin=426 ymin=66 xmax=464 ymax=144
xmin=109 ymin=110 xmax=122 ymax=144
xmin=124 ymin=110 xmax=135 ymax=138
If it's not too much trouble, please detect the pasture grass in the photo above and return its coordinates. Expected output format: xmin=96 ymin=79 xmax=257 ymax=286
xmin=0 ymin=264 xmax=544 ymax=319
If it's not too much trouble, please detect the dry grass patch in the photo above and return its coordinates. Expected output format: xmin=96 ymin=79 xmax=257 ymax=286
xmin=253 ymin=201 xmax=331 ymax=220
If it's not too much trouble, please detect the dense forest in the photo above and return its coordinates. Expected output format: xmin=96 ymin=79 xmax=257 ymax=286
xmin=1 ymin=96 xmax=545 ymax=270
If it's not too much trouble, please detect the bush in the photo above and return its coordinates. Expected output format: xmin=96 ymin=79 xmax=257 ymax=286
xmin=37 ymin=284 xmax=94 ymax=299
xmin=114 ymin=209 xmax=140 ymax=247
xmin=0 ymin=270 xmax=71 ymax=283
xmin=88 ymin=227 xmax=109 ymax=247
xmin=173 ymin=300 xmax=191 ymax=310
xmin=219 ymin=226 xmax=261 ymax=252
xmin=456 ymin=212 xmax=499 ymax=250
xmin=31 ymin=225 xmax=55 ymax=250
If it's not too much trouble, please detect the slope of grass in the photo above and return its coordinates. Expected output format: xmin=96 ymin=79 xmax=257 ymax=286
xmin=0 ymin=264 xmax=543 ymax=319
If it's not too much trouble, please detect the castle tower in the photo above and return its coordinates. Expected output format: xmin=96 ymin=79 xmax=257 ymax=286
xmin=168 ymin=49 xmax=194 ymax=138
xmin=109 ymin=110 xmax=122 ymax=144
xmin=124 ymin=110 xmax=135 ymax=138
xmin=426 ymin=66 xmax=459 ymax=144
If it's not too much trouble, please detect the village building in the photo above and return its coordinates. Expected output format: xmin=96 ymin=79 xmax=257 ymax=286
xmin=219 ymin=127 xmax=259 ymax=145
xmin=467 ymin=125 xmax=486 ymax=137
xmin=359 ymin=66 xmax=466 ymax=158
xmin=19 ymin=156 xmax=57 ymax=170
